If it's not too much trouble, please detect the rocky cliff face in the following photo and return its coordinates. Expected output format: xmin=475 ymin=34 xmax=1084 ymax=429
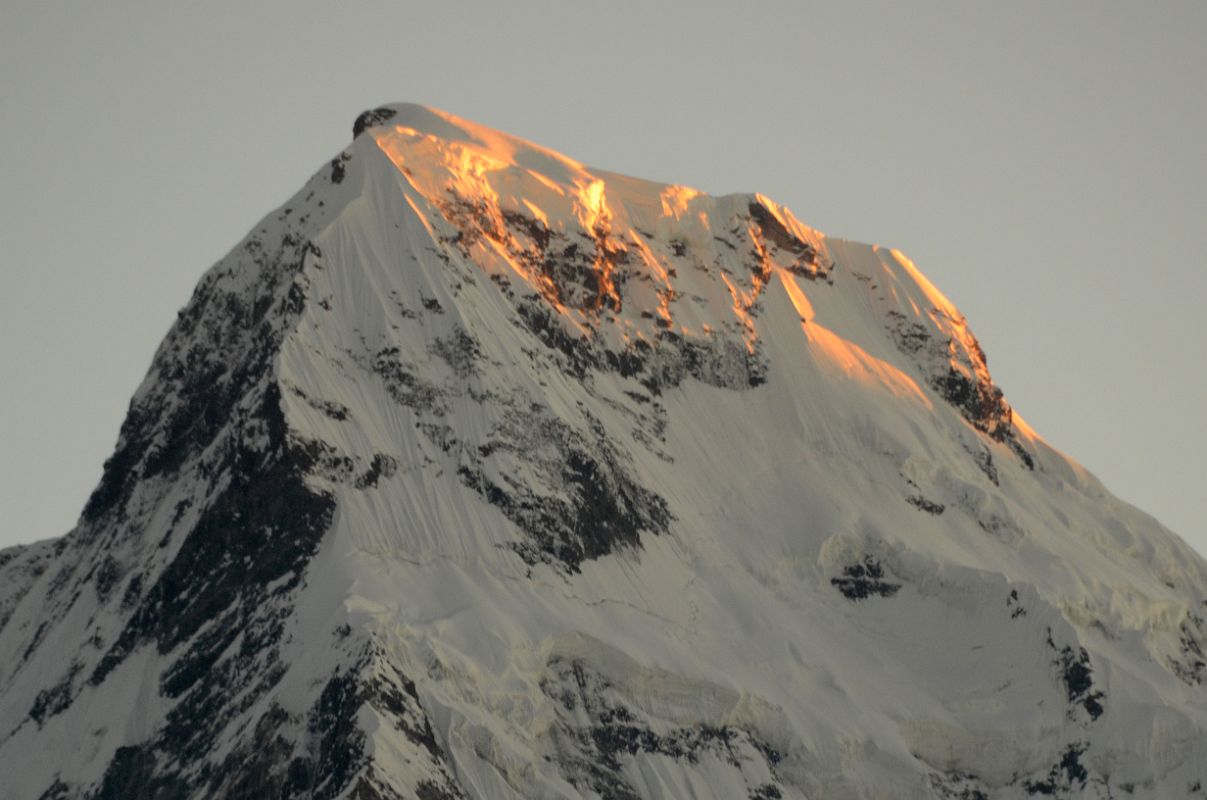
xmin=2 ymin=103 xmax=1205 ymax=799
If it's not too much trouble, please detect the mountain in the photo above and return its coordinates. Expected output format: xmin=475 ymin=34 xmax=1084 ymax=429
xmin=2 ymin=103 xmax=1205 ymax=800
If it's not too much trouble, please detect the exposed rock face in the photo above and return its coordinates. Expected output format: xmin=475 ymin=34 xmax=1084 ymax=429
xmin=2 ymin=103 xmax=1205 ymax=799
xmin=353 ymin=107 xmax=399 ymax=138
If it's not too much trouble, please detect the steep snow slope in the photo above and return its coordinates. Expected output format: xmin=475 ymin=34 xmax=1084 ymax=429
xmin=1 ymin=104 xmax=1205 ymax=799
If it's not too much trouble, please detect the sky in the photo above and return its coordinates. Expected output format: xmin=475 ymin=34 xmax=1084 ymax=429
xmin=1 ymin=1 xmax=1203 ymax=556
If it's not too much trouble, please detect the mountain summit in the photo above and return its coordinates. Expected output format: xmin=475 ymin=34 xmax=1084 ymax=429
xmin=2 ymin=103 xmax=1204 ymax=799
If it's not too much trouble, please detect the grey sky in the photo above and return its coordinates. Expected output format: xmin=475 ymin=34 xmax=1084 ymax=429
xmin=2 ymin=1 xmax=1203 ymax=555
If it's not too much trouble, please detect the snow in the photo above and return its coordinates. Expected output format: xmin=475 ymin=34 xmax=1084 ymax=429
xmin=1 ymin=102 xmax=1205 ymax=798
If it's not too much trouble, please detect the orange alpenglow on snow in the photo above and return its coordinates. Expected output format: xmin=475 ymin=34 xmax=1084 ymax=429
xmin=362 ymin=104 xmax=1027 ymax=437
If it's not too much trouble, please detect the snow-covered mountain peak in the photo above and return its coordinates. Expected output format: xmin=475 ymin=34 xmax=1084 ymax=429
xmin=357 ymin=103 xmax=596 ymax=184
xmin=332 ymin=104 xmax=1032 ymax=466
xmin=2 ymin=103 xmax=1205 ymax=800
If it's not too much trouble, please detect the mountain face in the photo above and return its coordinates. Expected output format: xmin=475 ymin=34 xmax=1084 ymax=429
xmin=2 ymin=104 xmax=1205 ymax=800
